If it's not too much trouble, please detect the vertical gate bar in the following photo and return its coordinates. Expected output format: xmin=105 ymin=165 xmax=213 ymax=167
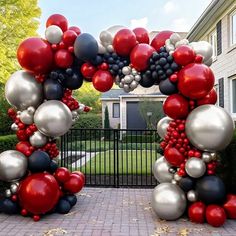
xmin=121 ymin=130 xmax=123 ymax=186
xmin=131 ymin=131 xmax=133 ymax=186
xmin=145 ymin=130 xmax=148 ymax=186
xmin=71 ymin=129 xmax=73 ymax=172
xmin=116 ymin=129 xmax=119 ymax=188
xmin=136 ymin=130 xmax=138 ymax=186
xmin=95 ymin=129 xmax=97 ymax=186
xmin=113 ymin=129 xmax=116 ymax=187
xmin=84 ymin=130 xmax=87 ymax=184
xmin=104 ymin=130 xmax=106 ymax=186
xmin=89 ymin=129 xmax=92 ymax=186
xmin=149 ymin=130 xmax=153 ymax=186
xmin=108 ymin=130 xmax=111 ymax=186
xmin=126 ymin=130 xmax=128 ymax=186
xmin=140 ymin=131 xmax=143 ymax=186
xmin=99 ymin=129 xmax=102 ymax=186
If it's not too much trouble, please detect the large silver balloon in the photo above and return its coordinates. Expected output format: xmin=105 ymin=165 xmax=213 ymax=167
xmin=34 ymin=100 xmax=73 ymax=137
xmin=185 ymin=157 xmax=206 ymax=178
xmin=157 ymin=117 xmax=172 ymax=139
xmin=151 ymin=183 xmax=187 ymax=220
xmin=0 ymin=150 xmax=27 ymax=182
xmin=107 ymin=25 xmax=126 ymax=37
xmin=153 ymin=156 xmax=173 ymax=183
xmin=186 ymin=105 xmax=235 ymax=151
xmin=5 ymin=70 xmax=43 ymax=110
xmin=29 ymin=131 xmax=48 ymax=147
xmin=45 ymin=25 xmax=63 ymax=44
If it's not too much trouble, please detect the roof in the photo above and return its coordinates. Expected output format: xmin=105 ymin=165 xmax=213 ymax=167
xmin=187 ymin=0 xmax=234 ymax=41
xmin=101 ymin=89 xmax=163 ymax=100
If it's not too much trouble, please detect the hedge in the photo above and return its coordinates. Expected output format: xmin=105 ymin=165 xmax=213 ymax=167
xmin=0 ymin=134 xmax=18 ymax=152
xmin=73 ymin=113 xmax=102 ymax=129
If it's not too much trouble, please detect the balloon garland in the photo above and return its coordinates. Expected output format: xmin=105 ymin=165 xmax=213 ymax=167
xmin=0 ymin=14 xmax=235 ymax=226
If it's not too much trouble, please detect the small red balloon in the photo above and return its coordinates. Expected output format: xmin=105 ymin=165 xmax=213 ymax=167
xmin=54 ymin=167 xmax=71 ymax=184
xmin=223 ymin=194 xmax=236 ymax=219
xmin=62 ymin=30 xmax=77 ymax=46
xmin=130 ymin=44 xmax=155 ymax=71
xmin=113 ymin=29 xmax=137 ymax=56
xmin=188 ymin=202 xmax=206 ymax=224
xmin=21 ymin=209 xmax=28 ymax=216
xmin=46 ymin=14 xmax=68 ymax=32
xmin=99 ymin=62 xmax=109 ymax=71
xmin=206 ymin=205 xmax=226 ymax=227
xmin=18 ymin=173 xmax=60 ymax=215
xmin=68 ymin=26 xmax=81 ymax=35
xmin=33 ymin=215 xmax=41 ymax=222
xmin=81 ymin=62 xmax=97 ymax=79
xmin=64 ymin=174 xmax=84 ymax=194
xmin=173 ymin=45 xmax=196 ymax=66
xmin=72 ymin=171 xmax=85 ymax=183
xmin=16 ymin=141 xmax=31 ymax=156
xmin=163 ymin=94 xmax=189 ymax=119
xmin=178 ymin=63 xmax=215 ymax=100
xmin=197 ymin=88 xmax=217 ymax=106
xmin=54 ymin=49 xmax=73 ymax=68
xmin=133 ymin=27 xmax=149 ymax=44
xmin=17 ymin=38 xmax=53 ymax=74
xmin=164 ymin=147 xmax=185 ymax=167
xmin=151 ymin=30 xmax=173 ymax=51
xmin=92 ymin=70 xmax=114 ymax=92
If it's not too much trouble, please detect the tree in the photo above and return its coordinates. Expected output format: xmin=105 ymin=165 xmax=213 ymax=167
xmin=0 ymin=0 xmax=41 ymax=84
xmin=104 ymin=106 xmax=110 ymax=129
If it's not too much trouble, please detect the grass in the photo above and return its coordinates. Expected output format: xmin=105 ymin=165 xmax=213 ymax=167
xmin=74 ymin=150 xmax=159 ymax=175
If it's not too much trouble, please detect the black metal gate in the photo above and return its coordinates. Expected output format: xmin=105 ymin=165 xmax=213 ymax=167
xmin=60 ymin=129 xmax=158 ymax=188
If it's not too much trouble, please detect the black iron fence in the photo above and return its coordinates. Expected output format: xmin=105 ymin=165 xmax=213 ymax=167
xmin=60 ymin=128 xmax=159 ymax=188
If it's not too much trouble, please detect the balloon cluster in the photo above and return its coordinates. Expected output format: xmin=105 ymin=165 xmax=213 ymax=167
xmin=0 ymin=14 xmax=94 ymax=221
xmin=152 ymin=31 xmax=235 ymax=227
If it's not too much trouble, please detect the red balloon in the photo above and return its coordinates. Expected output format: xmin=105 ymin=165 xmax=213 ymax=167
xmin=16 ymin=141 xmax=32 ymax=156
xmin=68 ymin=26 xmax=81 ymax=35
xmin=178 ymin=63 xmax=215 ymax=100
xmin=62 ymin=30 xmax=77 ymax=46
xmin=130 ymin=44 xmax=155 ymax=71
xmin=17 ymin=38 xmax=53 ymax=74
xmin=54 ymin=49 xmax=73 ymax=68
xmin=64 ymin=174 xmax=84 ymax=194
xmin=18 ymin=173 xmax=60 ymax=215
xmin=151 ymin=30 xmax=173 ymax=51
xmin=223 ymin=194 xmax=236 ymax=219
xmin=46 ymin=14 xmax=68 ymax=32
xmin=197 ymin=88 xmax=217 ymax=106
xmin=92 ymin=70 xmax=114 ymax=92
xmin=206 ymin=205 xmax=226 ymax=227
xmin=113 ymin=29 xmax=137 ymax=56
xmin=81 ymin=62 xmax=97 ymax=79
xmin=163 ymin=94 xmax=189 ymax=119
xmin=54 ymin=167 xmax=71 ymax=184
xmin=72 ymin=171 xmax=85 ymax=183
xmin=173 ymin=45 xmax=196 ymax=66
xmin=133 ymin=27 xmax=149 ymax=44
xmin=164 ymin=147 xmax=185 ymax=167
xmin=188 ymin=202 xmax=206 ymax=224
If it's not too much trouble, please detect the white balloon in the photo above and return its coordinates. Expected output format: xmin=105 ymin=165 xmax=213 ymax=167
xmin=45 ymin=25 xmax=63 ymax=44
xmin=98 ymin=42 xmax=107 ymax=54
xmin=20 ymin=110 xmax=34 ymax=125
xmin=99 ymin=30 xmax=113 ymax=46
xmin=122 ymin=66 xmax=131 ymax=75
xmin=165 ymin=44 xmax=175 ymax=52
xmin=175 ymin=39 xmax=189 ymax=48
xmin=106 ymin=45 xmax=114 ymax=53
xmin=170 ymin=33 xmax=181 ymax=45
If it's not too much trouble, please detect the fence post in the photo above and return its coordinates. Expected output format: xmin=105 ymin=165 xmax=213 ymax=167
xmin=113 ymin=129 xmax=119 ymax=188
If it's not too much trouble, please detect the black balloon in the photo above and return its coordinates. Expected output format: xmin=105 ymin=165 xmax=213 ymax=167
xmin=63 ymin=195 xmax=77 ymax=207
xmin=28 ymin=150 xmax=51 ymax=172
xmin=140 ymin=74 xmax=155 ymax=88
xmin=62 ymin=72 xmax=83 ymax=90
xmin=0 ymin=199 xmax=18 ymax=214
xmin=44 ymin=79 xmax=64 ymax=100
xmin=159 ymin=78 xmax=178 ymax=95
xmin=56 ymin=199 xmax=71 ymax=214
xmin=74 ymin=33 xmax=98 ymax=61
xmin=48 ymin=160 xmax=58 ymax=173
xmin=90 ymin=55 xmax=103 ymax=66
xmin=179 ymin=177 xmax=195 ymax=192
xmin=196 ymin=176 xmax=226 ymax=204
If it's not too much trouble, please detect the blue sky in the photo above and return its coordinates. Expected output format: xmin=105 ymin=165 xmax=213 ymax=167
xmin=38 ymin=0 xmax=212 ymax=38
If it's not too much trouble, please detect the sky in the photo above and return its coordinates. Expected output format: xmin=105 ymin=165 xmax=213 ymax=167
xmin=38 ymin=0 xmax=212 ymax=38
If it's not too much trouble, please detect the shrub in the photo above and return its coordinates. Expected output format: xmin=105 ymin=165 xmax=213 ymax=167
xmin=0 ymin=134 xmax=18 ymax=152
xmin=73 ymin=113 xmax=102 ymax=129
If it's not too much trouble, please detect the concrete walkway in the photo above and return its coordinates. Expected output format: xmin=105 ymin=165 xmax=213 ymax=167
xmin=0 ymin=188 xmax=235 ymax=236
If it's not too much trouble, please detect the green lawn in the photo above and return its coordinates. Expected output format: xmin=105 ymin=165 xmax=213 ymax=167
xmin=75 ymin=150 xmax=159 ymax=174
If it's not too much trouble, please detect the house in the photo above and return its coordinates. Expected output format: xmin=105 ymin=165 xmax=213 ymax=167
xmin=101 ymin=88 xmax=166 ymax=129
xmin=187 ymin=0 xmax=236 ymax=120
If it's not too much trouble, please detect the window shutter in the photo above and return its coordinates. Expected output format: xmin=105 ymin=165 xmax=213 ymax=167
xmin=219 ymin=78 xmax=224 ymax=107
xmin=216 ymin=20 xmax=222 ymax=55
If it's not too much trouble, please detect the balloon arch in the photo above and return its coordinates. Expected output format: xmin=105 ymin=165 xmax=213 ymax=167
xmin=1 ymin=14 xmax=235 ymax=226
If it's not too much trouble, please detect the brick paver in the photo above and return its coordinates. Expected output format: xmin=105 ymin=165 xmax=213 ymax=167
xmin=0 ymin=188 xmax=235 ymax=236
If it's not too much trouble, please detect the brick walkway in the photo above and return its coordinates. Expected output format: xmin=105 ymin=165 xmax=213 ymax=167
xmin=0 ymin=188 xmax=235 ymax=236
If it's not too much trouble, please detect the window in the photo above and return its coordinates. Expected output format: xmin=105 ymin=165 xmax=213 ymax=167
xmin=232 ymin=79 xmax=236 ymax=113
xmin=214 ymin=84 xmax=219 ymax=106
xmin=230 ymin=10 xmax=236 ymax=45
xmin=209 ymin=30 xmax=217 ymax=58
xmin=113 ymin=103 xmax=120 ymax=118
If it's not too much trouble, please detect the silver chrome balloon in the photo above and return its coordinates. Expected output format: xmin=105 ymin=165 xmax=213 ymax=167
xmin=170 ymin=33 xmax=181 ymax=45
xmin=157 ymin=117 xmax=172 ymax=139
xmin=45 ymin=25 xmax=63 ymax=44
xmin=5 ymin=70 xmax=43 ymax=111
xmin=34 ymin=100 xmax=73 ymax=137
xmin=27 ymin=106 xmax=36 ymax=115
xmin=98 ymin=42 xmax=107 ymax=54
xmin=185 ymin=157 xmax=206 ymax=178
xmin=202 ymin=152 xmax=212 ymax=163
xmin=186 ymin=105 xmax=235 ymax=151
xmin=99 ymin=30 xmax=113 ymax=46
xmin=174 ymin=173 xmax=182 ymax=182
xmin=169 ymin=167 xmax=176 ymax=174
xmin=11 ymin=123 xmax=18 ymax=131
xmin=130 ymin=80 xmax=138 ymax=90
xmin=187 ymin=190 xmax=198 ymax=202
xmin=19 ymin=110 xmax=34 ymax=125
xmin=10 ymin=183 xmax=19 ymax=194
xmin=153 ymin=156 xmax=174 ymax=183
xmin=107 ymin=25 xmax=126 ymax=37
xmin=106 ymin=45 xmax=114 ymax=53
xmin=0 ymin=150 xmax=27 ymax=182
xmin=122 ymin=66 xmax=131 ymax=75
xmin=151 ymin=183 xmax=187 ymax=220
xmin=29 ymin=131 xmax=48 ymax=147
xmin=5 ymin=189 xmax=12 ymax=198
